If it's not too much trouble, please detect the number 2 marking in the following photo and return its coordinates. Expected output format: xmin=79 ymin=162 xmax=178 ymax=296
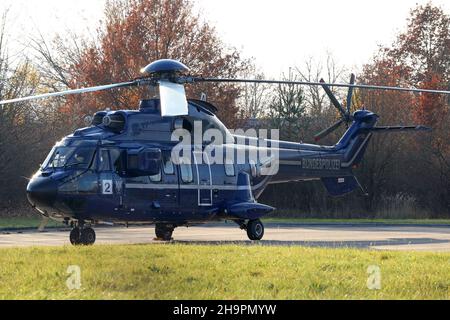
xmin=102 ymin=180 xmax=113 ymax=194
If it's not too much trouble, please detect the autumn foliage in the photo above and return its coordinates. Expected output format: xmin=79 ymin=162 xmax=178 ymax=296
xmin=349 ymin=3 xmax=450 ymax=215
xmin=394 ymin=4 xmax=449 ymax=126
xmin=415 ymin=73 xmax=446 ymax=125
xmin=65 ymin=0 xmax=249 ymax=126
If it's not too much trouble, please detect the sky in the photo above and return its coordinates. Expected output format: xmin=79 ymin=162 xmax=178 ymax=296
xmin=1 ymin=0 xmax=449 ymax=77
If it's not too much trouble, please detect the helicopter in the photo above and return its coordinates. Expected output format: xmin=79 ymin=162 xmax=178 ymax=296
xmin=1 ymin=58 xmax=446 ymax=245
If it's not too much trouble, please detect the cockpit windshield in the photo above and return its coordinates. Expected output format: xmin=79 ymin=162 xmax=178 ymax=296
xmin=42 ymin=147 xmax=96 ymax=170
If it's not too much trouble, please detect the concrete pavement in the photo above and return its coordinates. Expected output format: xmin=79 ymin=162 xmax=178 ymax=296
xmin=1 ymin=223 xmax=450 ymax=251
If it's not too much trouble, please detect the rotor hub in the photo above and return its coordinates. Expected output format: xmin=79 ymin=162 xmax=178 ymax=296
xmin=140 ymin=59 xmax=190 ymax=76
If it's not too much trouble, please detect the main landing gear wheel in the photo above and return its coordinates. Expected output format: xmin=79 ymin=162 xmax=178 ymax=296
xmin=70 ymin=226 xmax=96 ymax=245
xmin=70 ymin=227 xmax=81 ymax=245
xmin=155 ymin=224 xmax=174 ymax=241
xmin=247 ymin=219 xmax=264 ymax=240
xmin=80 ymin=227 xmax=96 ymax=245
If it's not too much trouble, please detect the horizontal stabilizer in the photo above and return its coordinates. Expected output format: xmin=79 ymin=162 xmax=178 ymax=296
xmin=321 ymin=176 xmax=358 ymax=197
xmin=359 ymin=125 xmax=431 ymax=133
xmin=227 ymin=202 xmax=275 ymax=220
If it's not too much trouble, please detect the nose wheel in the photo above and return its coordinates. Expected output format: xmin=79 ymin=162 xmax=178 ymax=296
xmin=70 ymin=226 xmax=96 ymax=245
xmin=246 ymin=219 xmax=264 ymax=240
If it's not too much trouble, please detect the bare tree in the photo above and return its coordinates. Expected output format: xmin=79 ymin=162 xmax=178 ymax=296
xmin=238 ymin=64 xmax=271 ymax=119
xmin=0 ymin=11 xmax=67 ymax=215
xmin=268 ymin=68 xmax=307 ymax=141
xmin=295 ymin=53 xmax=346 ymax=117
xmin=29 ymin=30 xmax=86 ymax=91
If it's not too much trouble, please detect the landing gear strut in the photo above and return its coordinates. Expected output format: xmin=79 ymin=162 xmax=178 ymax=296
xmin=155 ymin=224 xmax=175 ymax=241
xmin=70 ymin=224 xmax=96 ymax=246
xmin=246 ymin=219 xmax=264 ymax=241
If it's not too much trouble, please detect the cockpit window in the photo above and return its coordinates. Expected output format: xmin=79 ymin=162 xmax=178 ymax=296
xmin=41 ymin=146 xmax=56 ymax=169
xmin=45 ymin=147 xmax=95 ymax=170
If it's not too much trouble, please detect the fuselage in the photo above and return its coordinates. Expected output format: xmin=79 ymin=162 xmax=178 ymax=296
xmin=26 ymin=99 xmax=377 ymax=226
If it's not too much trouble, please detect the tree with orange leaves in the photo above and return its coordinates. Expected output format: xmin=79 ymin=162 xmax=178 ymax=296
xmin=350 ymin=51 xmax=415 ymax=214
xmin=389 ymin=3 xmax=449 ymax=126
xmin=357 ymin=3 xmax=450 ymax=215
xmin=416 ymin=73 xmax=446 ymax=126
xmin=40 ymin=0 xmax=249 ymax=127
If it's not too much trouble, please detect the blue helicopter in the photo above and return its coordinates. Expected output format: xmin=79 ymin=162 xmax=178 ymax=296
xmin=1 ymin=59 xmax=443 ymax=245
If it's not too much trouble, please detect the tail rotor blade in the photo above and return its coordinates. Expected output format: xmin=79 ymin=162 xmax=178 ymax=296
xmin=346 ymin=74 xmax=356 ymax=115
xmin=314 ymin=119 xmax=344 ymax=141
xmin=319 ymin=79 xmax=346 ymax=118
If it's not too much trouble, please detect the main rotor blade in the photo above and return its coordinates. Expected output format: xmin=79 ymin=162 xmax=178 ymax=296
xmin=0 ymin=81 xmax=138 ymax=105
xmin=190 ymin=77 xmax=450 ymax=95
xmin=314 ymin=119 xmax=344 ymax=141
xmin=346 ymin=73 xmax=356 ymax=115
xmin=159 ymin=81 xmax=188 ymax=116
xmin=319 ymin=78 xmax=346 ymax=118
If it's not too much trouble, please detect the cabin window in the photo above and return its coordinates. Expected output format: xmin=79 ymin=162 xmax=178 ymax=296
xmin=150 ymin=169 xmax=162 ymax=182
xmin=126 ymin=172 xmax=161 ymax=184
xmin=249 ymin=160 xmax=258 ymax=178
xmin=110 ymin=149 xmax=125 ymax=175
xmin=180 ymin=159 xmax=193 ymax=183
xmin=126 ymin=176 xmax=150 ymax=184
xmin=224 ymin=161 xmax=235 ymax=177
xmin=162 ymin=154 xmax=175 ymax=175
xmin=98 ymin=149 xmax=111 ymax=171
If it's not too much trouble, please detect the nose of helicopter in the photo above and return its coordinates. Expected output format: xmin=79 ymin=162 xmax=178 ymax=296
xmin=26 ymin=177 xmax=58 ymax=209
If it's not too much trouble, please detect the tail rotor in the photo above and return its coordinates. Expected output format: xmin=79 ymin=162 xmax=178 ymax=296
xmin=314 ymin=74 xmax=356 ymax=141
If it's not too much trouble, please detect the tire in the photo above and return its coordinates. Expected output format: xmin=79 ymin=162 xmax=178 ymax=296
xmin=80 ymin=227 xmax=96 ymax=245
xmin=247 ymin=219 xmax=264 ymax=240
xmin=69 ymin=227 xmax=81 ymax=245
xmin=155 ymin=224 xmax=174 ymax=241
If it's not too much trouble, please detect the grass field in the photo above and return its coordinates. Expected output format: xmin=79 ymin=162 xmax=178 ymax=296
xmin=0 ymin=244 xmax=449 ymax=299
xmin=0 ymin=217 xmax=64 ymax=230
